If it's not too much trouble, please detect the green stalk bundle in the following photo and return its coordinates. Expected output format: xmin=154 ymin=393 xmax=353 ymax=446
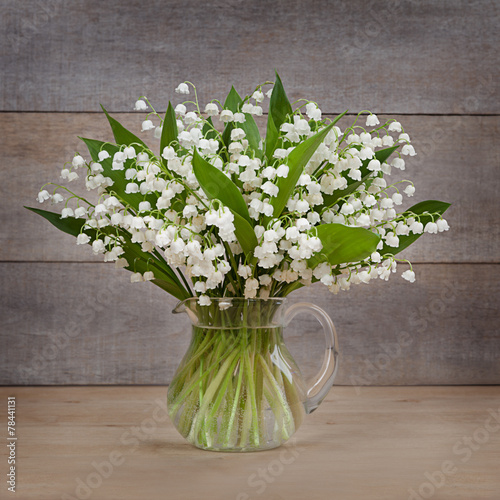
xmin=167 ymin=303 xmax=305 ymax=451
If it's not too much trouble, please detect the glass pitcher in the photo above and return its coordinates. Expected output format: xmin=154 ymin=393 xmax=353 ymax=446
xmin=167 ymin=297 xmax=339 ymax=452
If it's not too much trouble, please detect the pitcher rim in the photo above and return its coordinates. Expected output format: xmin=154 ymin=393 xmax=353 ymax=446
xmin=172 ymin=296 xmax=287 ymax=315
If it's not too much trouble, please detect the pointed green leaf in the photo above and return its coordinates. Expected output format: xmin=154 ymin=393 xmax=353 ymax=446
xmin=241 ymin=114 xmax=262 ymax=157
xmin=270 ymin=121 xmax=336 ymax=220
xmin=221 ymin=87 xmax=243 ymax=149
xmin=26 ymin=207 xmax=190 ymax=301
xmin=269 ymin=72 xmax=293 ymax=130
xmin=25 ymin=206 xmax=88 ymax=237
xmin=192 ymin=148 xmax=251 ymax=223
xmin=372 ymin=144 xmax=400 ymax=166
xmin=220 ymin=86 xmax=261 ymax=156
xmin=202 ymin=116 xmax=218 ymax=141
xmin=101 ymin=105 xmax=147 ymax=148
xmin=280 ymin=280 xmax=305 ymax=297
xmin=379 ymin=200 xmax=451 ymax=256
xmin=192 ymin=149 xmax=257 ymax=257
xmin=116 ymin=231 xmax=181 ymax=283
xmin=160 ymin=101 xmax=179 ymax=154
xmin=264 ymin=72 xmax=293 ymax=159
xmin=309 ymin=223 xmax=381 ymax=268
xmin=224 ymin=86 xmax=242 ymax=110
xmin=151 ymin=279 xmax=190 ymax=300
xmin=116 ymin=233 xmax=190 ymax=300
xmin=232 ymin=211 xmax=258 ymax=258
xmin=265 ymin=110 xmax=279 ymax=159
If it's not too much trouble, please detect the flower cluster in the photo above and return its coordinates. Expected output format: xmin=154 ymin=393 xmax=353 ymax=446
xmin=31 ymin=75 xmax=449 ymax=304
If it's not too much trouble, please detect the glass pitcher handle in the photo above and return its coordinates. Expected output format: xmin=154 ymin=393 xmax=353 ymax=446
xmin=284 ymin=302 xmax=339 ymax=414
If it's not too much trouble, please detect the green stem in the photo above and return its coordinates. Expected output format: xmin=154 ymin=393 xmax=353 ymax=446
xmin=168 ymin=315 xmax=303 ymax=450
xmin=244 ymin=348 xmax=260 ymax=446
xmin=223 ymin=358 xmax=244 ymax=446
xmin=169 ymin=337 xmax=239 ymax=415
xmin=258 ymin=354 xmax=294 ymax=439
xmin=188 ymin=349 xmax=239 ymax=442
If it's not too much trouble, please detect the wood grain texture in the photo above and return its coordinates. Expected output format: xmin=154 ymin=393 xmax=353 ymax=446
xmin=1 ymin=386 xmax=499 ymax=499
xmin=2 ymin=112 xmax=498 ymax=263
xmin=1 ymin=0 xmax=498 ymax=113
xmin=1 ymin=0 xmax=499 ymax=387
xmin=1 ymin=262 xmax=499 ymax=385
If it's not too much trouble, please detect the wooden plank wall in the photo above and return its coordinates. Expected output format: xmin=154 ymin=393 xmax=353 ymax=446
xmin=1 ymin=0 xmax=499 ymax=385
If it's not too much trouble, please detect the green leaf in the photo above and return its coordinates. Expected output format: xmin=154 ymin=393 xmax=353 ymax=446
xmin=264 ymin=72 xmax=293 ymax=159
xmin=241 ymin=113 xmax=262 ymax=157
xmin=232 ymin=212 xmax=258 ymax=258
xmin=151 ymin=278 xmax=190 ymax=299
xmin=192 ymin=149 xmax=258 ymax=257
xmin=220 ymin=86 xmax=261 ymax=157
xmin=80 ymin=137 xmax=156 ymax=211
xmin=116 ymin=232 xmax=190 ymax=300
xmin=269 ymin=121 xmax=336 ymax=220
xmin=320 ymin=144 xmax=400 ymax=210
xmin=265 ymin=110 xmax=279 ymax=160
xmin=280 ymin=280 xmax=305 ymax=297
xmin=160 ymin=101 xmax=179 ymax=154
xmin=101 ymin=105 xmax=147 ymax=148
xmin=269 ymin=72 xmax=293 ymax=131
xmin=224 ymin=86 xmax=242 ymax=111
xmin=308 ymin=223 xmax=381 ymax=268
xmin=202 ymin=116 xmax=218 ymax=141
xmin=379 ymin=200 xmax=451 ymax=256
xmin=25 ymin=206 xmax=88 ymax=237
xmin=220 ymin=87 xmax=241 ymax=158
xmin=26 ymin=207 xmax=190 ymax=301
xmin=192 ymin=148 xmax=251 ymax=223
xmin=372 ymin=144 xmax=400 ymax=166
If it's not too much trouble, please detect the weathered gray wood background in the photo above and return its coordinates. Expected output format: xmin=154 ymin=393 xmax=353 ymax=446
xmin=1 ymin=0 xmax=499 ymax=385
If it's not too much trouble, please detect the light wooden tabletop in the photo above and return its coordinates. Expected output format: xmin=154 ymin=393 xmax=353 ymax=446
xmin=1 ymin=386 xmax=499 ymax=500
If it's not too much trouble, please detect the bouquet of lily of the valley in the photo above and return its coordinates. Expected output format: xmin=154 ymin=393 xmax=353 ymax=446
xmin=28 ymin=73 xmax=449 ymax=449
